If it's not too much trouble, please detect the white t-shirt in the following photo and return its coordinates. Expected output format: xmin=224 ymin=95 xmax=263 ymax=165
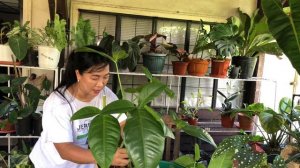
xmin=30 ymin=86 xmax=126 ymax=168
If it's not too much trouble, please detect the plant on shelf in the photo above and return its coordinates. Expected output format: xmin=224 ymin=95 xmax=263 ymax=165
xmin=181 ymin=89 xmax=207 ymax=125
xmin=170 ymin=48 xmax=189 ymax=75
xmin=71 ymin=16 xmax=96 ymax=48
xmin=187 ymin=20 xmax=212 ymax=76
xmin=230 ymin=8 xmax=283 ymax=79
xmin=261 ymin=0 xmax=300 ymax=75
xmin=140 ymin=33 xmax=175 ymax=74
xmin=0 ymin=36 xmax=47 ymax=135
xmin=217 ymin=82 xmax=242 ymax=128
xmin=1 ymin=21 xmax=32 ymax=65
xmin=208 ymin=19 xmax=241 ymax=78
xmin=98 ymin=31 xmax=141 ymax=72
xmin=71 ymin=46 xmax=216 ymax=168
xmin=36 ymin=14 xmax=67 ymax=68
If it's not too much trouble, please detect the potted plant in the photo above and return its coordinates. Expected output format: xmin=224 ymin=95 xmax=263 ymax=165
xmin=181 ymin=89 xmax=207 ymax=125
xmin=261 ymin=0 xmax=300 ymax=75
xmin=0 ymin=22 xmax=15 ymax=65
xmin=71 ymin=46 xmax=216 ymax=168
xmin=188 ymin=20 xmax=211 ymax=76
xmin=71 ymin=16 xmax=96 ymax=48
xmin=217 ymin=84 xmax=242 ymax=128
xmin=0 ymin=36 xmax=47 ymax=135
xmin=36 ymin=14 xmax=67 ymax=68
xmin=140 ymin=33 xmax=175 ymax=74
xmin=230 ymin=8 xmax=283 ymax=79
xmin=170 ymin=48 xmax=189 ymax=75
xmin=173 ymin=143 xmax=205 ymax=168
xmin=208 ymin=19 xmax=241 ymax=78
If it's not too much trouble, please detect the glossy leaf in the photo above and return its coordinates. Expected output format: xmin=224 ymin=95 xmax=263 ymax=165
xmin=124 ymin=109 xmax=165 ymax=168
xmin=142 ymin=66 xmax=153 ymax=82
xmin=0 ymin=86 xmax=18 ymax=94
xmin=144 ymin=105 xmax=174 ymax=139
xmin=208 ymin=150 xmax=234 ymax=168
xmin=8 ymin=36 xmax=28 ymax=61
xmin=71 ymin=106 xmax=101 ymax=120
xmin=279 ymin=97 xmax=292 ymax=114
xmin=262 ymin=0 xmax=300 ymax=74
xmin=101 ymin=99 xmax=135 ymax=115
xmin=181 ymin=122 xmax=217 ymax=148
xmin=259 ymin=109 xmax=284 ymax=134
xmin=0 ymin=74 xmax=10 ymax=83
xmin=88 ymin=114 xmax=120 ymax=168
xmin=138 ymin=82 xmax=166 ymax=108
xmin=11 ymin=77 xmax=27 ymax=87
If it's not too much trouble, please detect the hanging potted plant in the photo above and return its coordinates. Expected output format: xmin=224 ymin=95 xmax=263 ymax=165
xmin=36 ymin=14 xmax=67 ymax=69
xmin=187 ymin=20 xmax=211 ymax=76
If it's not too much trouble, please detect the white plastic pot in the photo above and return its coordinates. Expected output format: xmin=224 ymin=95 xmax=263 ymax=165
xmin=38 ymin=46 xmax=60 ymax=69
xmin=0 ymin=44 xmax=16 ymax=63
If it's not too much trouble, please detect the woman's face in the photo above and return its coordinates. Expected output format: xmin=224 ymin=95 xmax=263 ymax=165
xmin=75 ymin=65 xmax=110 ymax=101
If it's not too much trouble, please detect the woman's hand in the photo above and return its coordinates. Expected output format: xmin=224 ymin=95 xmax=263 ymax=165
xmin=111 ymin=148 xmax=129 ymax=167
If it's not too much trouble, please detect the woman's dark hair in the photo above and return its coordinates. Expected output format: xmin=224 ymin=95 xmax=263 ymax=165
xmin=55 ymin=45 xmax=110 ymax=96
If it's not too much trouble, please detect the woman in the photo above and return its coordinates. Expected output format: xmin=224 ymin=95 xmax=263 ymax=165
xmin=30 ymin=46 xmax=128 ymax=168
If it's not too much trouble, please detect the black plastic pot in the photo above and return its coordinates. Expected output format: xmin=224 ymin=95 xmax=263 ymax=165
xmin=231 ymin=56 xmax=257 ymax=79
xmin=229 ymin=66 xmax=240 ymax=79
xmin=16 ymin=116 xmax=32 ymax=136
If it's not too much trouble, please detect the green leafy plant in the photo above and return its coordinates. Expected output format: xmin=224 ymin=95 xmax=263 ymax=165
xmin=181 ymin=89 xmax=206 ymax=119
xmin=140 ymin=33 xmax=175 ymax=54
xmin=261 ymin=0 xmax=300 ymax=74
xmin=37 ymin=14 xmax=67 ymax=52
xmin=71 ymin=46 xmax=216 ymax=168
xmin=71 ymin=16 xmax=96 ymax=48
xmin=217 ymin=82 xmax=242 ymax=114
xmin=174 ymin=144 xmax=205 ymax=168
xmin=232 ymin=8 xmax=282 ymax=57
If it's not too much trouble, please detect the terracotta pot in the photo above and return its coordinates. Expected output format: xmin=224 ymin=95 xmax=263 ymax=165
xmin=238 ymin=113 xmax=255 ymax=130
xmin=172 ymin=61 xmax=189 ymax=75
xmin=187 ymin=59 xmax=210 ymax=76
xmin=0 ymin=119 xmax=15 ymax=133
xmin=210 ymin=59 xmax=231 ymax=78
xmin=187 ymin=117 xmax=198 ymax=125
xmin=221 ymin=114 xmax=235 ymax=128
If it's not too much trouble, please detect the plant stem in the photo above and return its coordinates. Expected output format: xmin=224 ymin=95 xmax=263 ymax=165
xmin=114 ymin=61 xmax=124 ymax=99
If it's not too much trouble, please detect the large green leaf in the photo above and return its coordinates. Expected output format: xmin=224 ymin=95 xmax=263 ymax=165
xmin=88 ymin=114 xmax=120 ymax=168
xmin=0 ymin=100 xmax=11 ymax=116
xmin=259 ymin=109 xmax=284 ymax=134
xmin=0 ymin=86 xmax=18 ymax=94
xmin=262 ymin=0 xmax=300 ymax=74
xmin=101 ymin=100 xmax=135 ymax=115
xmin=233 ymin=147 xmax=267 ymax=168
xmin=124 ymin=109 xmax=165 ymax=168
xmin=0 ymin=74 xmax=10 ymax=83
xmin=144 ymin=105 xmax=174 ymax=139
xmin=279 ymin=97 xmax=292 ymax=114
xmin=70 ymin=106 xmax=101 ymax=120
xmin=8 ymin=36 xmax=28 ymax=61
xmin=208 ymin=150 xmax=234 ymax=168
xmin=138 ymin=82 xmax=166 ymax=108
xmin=180 ymin=122 xmax=217 ymax=148
xmin=11 ymin=77 xmax=27 ymax=87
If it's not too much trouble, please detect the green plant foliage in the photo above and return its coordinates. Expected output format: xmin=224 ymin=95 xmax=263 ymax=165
xmin=271 ymin=156 xmax=286 ymax=168
xmin=72 ymin=47 xmax=216 ymax=168
xmin=262 ymin=0 xmax=300 ymax=74
xmin=233 ymin=146 xmax=267 ymax=168
xmin=72 ymin=17 xmax=95 ymax=48
xmin=258 ymin=109 xmax=284 ymax=134
xmin=208 ymin=135 xmax=265 ymax=168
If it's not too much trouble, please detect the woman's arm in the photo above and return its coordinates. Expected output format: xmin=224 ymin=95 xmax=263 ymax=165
xmin=54 ymin=143 xmax=129 ymax=166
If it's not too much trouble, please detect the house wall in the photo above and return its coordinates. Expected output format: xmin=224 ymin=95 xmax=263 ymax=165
xmin=22 ymin=0 xmax=257 ymax=28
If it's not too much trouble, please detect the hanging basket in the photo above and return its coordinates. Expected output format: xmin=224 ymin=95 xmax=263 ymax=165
xmin=38 ymin=46 xmax=60 ymax=69
xmin=142 ymin=53 xmax=166 ymax=74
